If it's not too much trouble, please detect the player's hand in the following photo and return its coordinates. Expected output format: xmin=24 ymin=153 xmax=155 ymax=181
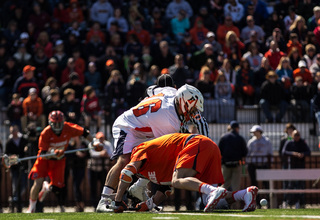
xmin=54 ymin=149 xmax=65 ymax=160
xmin=113 ymin=201 xmax=127 ymax=213
xmin=135 ymin=201 xmax=149 ymax=212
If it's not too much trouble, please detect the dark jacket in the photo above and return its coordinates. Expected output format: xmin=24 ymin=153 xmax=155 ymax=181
xmin=218 ymin=130 xmax=248 ymax=165
xmin=260 ymin=80 xmax=286 ymax=105
xmin=282 ymin=139 xmax=311 ymax=168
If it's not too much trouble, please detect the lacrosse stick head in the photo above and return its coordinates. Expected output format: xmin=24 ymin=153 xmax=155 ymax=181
xmin=1 ymin=154 xmax=19 ymax=169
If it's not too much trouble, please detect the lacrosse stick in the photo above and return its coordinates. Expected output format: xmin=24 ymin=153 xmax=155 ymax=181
xmin=312 ymin=176 xmax=320 ymax=188
xmin=1 ymin=140 xmax=103 ymax=169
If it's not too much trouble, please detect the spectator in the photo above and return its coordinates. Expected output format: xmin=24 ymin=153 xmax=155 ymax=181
xmin=282 ymin=130 xmax=311 ymax=208
xmin=265 ymin=28 xmax=287 ymax=54
xmin=52 ymin=40 xmax=68 ymax=75
xmin=310 ymin=53 xmax=320 ymax=75
xmin=243 ymin=42 xmax=263 ymax=72
xmin=126 ymin=70 xmax=146 ymax=108
xmin=169 ymin=54 xmax=192 ymax=88
xmin=85 ymin=62 xmax=101 ymax=96
xmin=223 ymin=31 xmax=245 ymax=64
xmin=28 ymin=3 xmax=50 ymax=31
xmin=284 ymin=6 xmax=298 ymax=34
xmin=44 ymin=58 xmax=62 ymax=87
xmin=276 ymin=56 xmax=294 ymax=91
xmin=127 ymin=20 xmax=151 ymax=47
xmin=244 ymin=0 xmax=269 ymax=26
xmin=60 ymin=72 xmax=84 ymax=104
xmin=21 ymin=88 xmax=46 ymax=132
xmin=243 ymin=30 xmax=265 ymax=53
xmin=310 ymin=72 xmax=320 ymax=97
xmin=288 ymin=47 xmax=301 ymax=70
xmin=35 ymin=31 xmax=53 ymax=59
xmin=13 ymin=65 xmax=39 ymax=99
xmin=313 ymin=19 xmax=320 ymax=47
xmin=53 ymin=2 xmax=69 ymax=25
xmin=247 ymin=125 xmax=273 ymax=188
xmin=107 ymin=7 xmax=129 ymax=33
xmin=235 ymin=58 xmax=255 ymax=106
xmin=224 ymin=0 xmax=244 ymax=25
xmin=104 ymin=69 xmax=127 ymax=124
xmin=151 ymin=41 xmax=175 ymax=70
xmin=216 ymin=16 xmax=240 ymax=46
xmin=293 ymin=60 xmax=313 ymax=85
xmin=7 ymin=93 xmax=23 ymax=128
xmin=241 ymin=15 xmax=265 ymax=43
xmin=201 ymin=32 xmax=222 ymax=57
xmin=146 ymin=65 xmax=160 ymax=86
xmin=123 ymin=33 xmax=143 ymax=58
xmin=264 ymin=12 xmax=286 ymax=40
xmin=264 ymin=41 xmax=286 ymax=70
xmin=41 ymin=77 xmax=59 ymax=101
xmin=0 ymin=57 xmax=19 ymax=106
xmin=61 ymin=58 xmax=84 ymax=85
xmin=61 ymin=88 xmax=81 ymax=124
xmin=72 ymin=49 xmax=85 ymax=77
xmin=215 ymin=71 xmax=235 ymax=123
xmin=13 ymin=43 xmax=32 ymax=69
xmin=81 ymin=86 xmax=103 ymax=132
xmin=170 ymin=10 xmax=190 ymax=45
xmin=32 ymin=48 xmax=48 ymax=86
xmin=66 ymin=0 xmax=84 ymax=25
xmin=189 ymin=18 xmax=209 ymax=48
xmin=85 ymin=32 xmax=106 ymax=59
xmin=90 ymin=0 xmax=114 ymax=27
xmin=297 ymin=0 xmax=315 ymax=21
xmin=5 ymin=125 xmax=28 ymax=213
xmin=290 ymin=76 xmax=311 ymax=122
xmin=259 ymin=71 xmax=288 ymax=123
xmin=44 ymin=88 xmax=62 ymax=119
xmin=254 ymin=57 xmax=273 ymax=101
xmin=190 ymin=44 xmax=215 ymax=73
xmin=88 ymin=132 xmax=113 ymax=208
xmin=302 ymin=44 xmax=317 ymax=69
xmin=274 ymin=0 xmax=292 ymax=20
xmin=307 ymin=6 xmax=320 ymax=31
xmin=220 ymin=58 xmax=236 ymax=85
xmin=165 ymin=0 xmax=193 ymax=20
xmin=195 ymin=66 xmax=218 ymax=123
xmin=86 ymin=22 xmax=106 ymax=44
xmin=48 ymin=19 xmax=65 ymax=45
xmin=279 ymin=123 xmax=296 ymax=157
xmin=197 ymin=5 xmax=218 ymax=33
xmin=127 ymin=5 xmax=145 ymax=29
xmin=218 ymin=121 xmax=247 ymax=193
xmin=289 ymin=16 xmax=308 ymax=45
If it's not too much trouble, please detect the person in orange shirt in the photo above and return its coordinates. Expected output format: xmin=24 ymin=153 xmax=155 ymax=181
xmin=86 ymin=22 xmax=106 ymax=44
xmin=67 ymin=0 xmax=84 ymax=24
xmin=127 ymin=20 xmax=151 ymax=46
xmin=293 ymin=60 xmax=313 ymax=85
xmin=189 ymin=18 xmax=209 ymax=47
xmin=21 ymin=88 xmax=46 ymax=132
xmin=216 ymin=16 xmax=240 ymax=46
xmin=112 ymin=133 xmax=258 ymax=213
xmin=26 ymin=110 xmax=99 ymax=213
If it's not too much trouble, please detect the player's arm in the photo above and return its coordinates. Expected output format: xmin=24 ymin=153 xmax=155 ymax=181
xmin=115 ymin=161 xmax=143 ymax=203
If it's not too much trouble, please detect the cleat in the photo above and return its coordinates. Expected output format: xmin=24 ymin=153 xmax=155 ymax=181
xmin=242 ymin=186 xmax=259 ymax=212
xmin=96 ymin=195 xmax=114 ymax=213
xmin=204 ymin=187 xmax=227 ymax=212
xmin=26 ymin=206 xmax=35 ymax=213
xmin=38 ymin=181 xmax=50 ymax=202
xmin=128 ymin=183 xmax=149 ymax=202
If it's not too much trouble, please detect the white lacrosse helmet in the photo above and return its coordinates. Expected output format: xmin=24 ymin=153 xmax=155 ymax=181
xmin=175 ymin=84 xmax=204 ymax=121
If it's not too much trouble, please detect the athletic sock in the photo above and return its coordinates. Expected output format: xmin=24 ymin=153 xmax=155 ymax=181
xmin=101 ymin=186 xmax=114 ymax=199
xmin=28 ymin=199 xmax=37 ymax=212
xmin=135 ymin=178 xmax=149 ymax=187
xmin=232 ymin=189 xmax=246 ymax=201
xmin=199 ymin=183 xmax=217 ymax=195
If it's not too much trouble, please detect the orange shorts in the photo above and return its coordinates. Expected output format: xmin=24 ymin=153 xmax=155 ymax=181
xmin=29 ymin=158 xmax=66 ymax=188
xmin=174 ymin=136 xmax=224 ymax=185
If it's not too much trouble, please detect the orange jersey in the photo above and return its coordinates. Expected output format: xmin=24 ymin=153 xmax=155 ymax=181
xmin=38 ymin=122 xmax=84 ymax=153
xmin=131 ymin=133 xmax=224 ymax=185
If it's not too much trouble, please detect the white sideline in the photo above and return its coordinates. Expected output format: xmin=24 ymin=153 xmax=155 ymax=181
xmin=161 ymin=212 xmax=320 ymax=219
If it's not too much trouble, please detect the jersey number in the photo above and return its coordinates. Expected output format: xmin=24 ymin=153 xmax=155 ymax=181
xmin=133 ymin=97 xmax=162 ymax=117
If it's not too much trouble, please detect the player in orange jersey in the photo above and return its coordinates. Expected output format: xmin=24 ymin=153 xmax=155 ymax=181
xmin=111 ymin=133 xmax=258 ymax=213
xmin=26 ymin=110 xmax=99 ymax=213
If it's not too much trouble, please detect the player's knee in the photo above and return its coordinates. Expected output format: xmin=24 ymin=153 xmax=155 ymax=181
xmin=117 ymin=154 xmax=131 ymax=167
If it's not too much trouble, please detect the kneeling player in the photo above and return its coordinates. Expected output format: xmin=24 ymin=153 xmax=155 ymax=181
xmin=111 ymin=133 xmax=258 ymax=213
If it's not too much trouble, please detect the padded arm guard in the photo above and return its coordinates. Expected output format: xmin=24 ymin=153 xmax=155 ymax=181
xmin=120 ymin=163 xmax=137 ymax=183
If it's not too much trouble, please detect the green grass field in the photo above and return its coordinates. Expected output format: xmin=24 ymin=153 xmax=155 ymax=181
xmin=1 ymin=209 xmax=320 ymax=220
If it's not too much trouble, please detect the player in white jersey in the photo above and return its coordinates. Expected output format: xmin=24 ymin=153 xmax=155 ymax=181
xmin=96 ymin=75 xmax=208 ymax=212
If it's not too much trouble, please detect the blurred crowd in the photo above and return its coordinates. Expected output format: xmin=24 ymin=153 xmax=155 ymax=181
xmin=1 ymin=0 xmax=320 ymax=131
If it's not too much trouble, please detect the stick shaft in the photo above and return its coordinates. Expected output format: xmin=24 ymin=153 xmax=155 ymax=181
xmin=18 ymin=147 xmax=92 ymax=162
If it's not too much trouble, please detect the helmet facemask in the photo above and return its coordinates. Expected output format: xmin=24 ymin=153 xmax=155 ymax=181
xmin=48 ymin=111 xmax=65 ymax=135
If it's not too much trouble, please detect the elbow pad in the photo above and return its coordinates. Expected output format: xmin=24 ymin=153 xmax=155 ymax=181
xmin=82 ymin=128 xmax=90 ymax=138
xmin=119 ymin=164 xmax=137 ymax=183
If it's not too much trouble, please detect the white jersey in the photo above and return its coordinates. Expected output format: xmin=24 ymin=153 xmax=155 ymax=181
xmin=113 ymin=87 xmax=182 ymax=153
